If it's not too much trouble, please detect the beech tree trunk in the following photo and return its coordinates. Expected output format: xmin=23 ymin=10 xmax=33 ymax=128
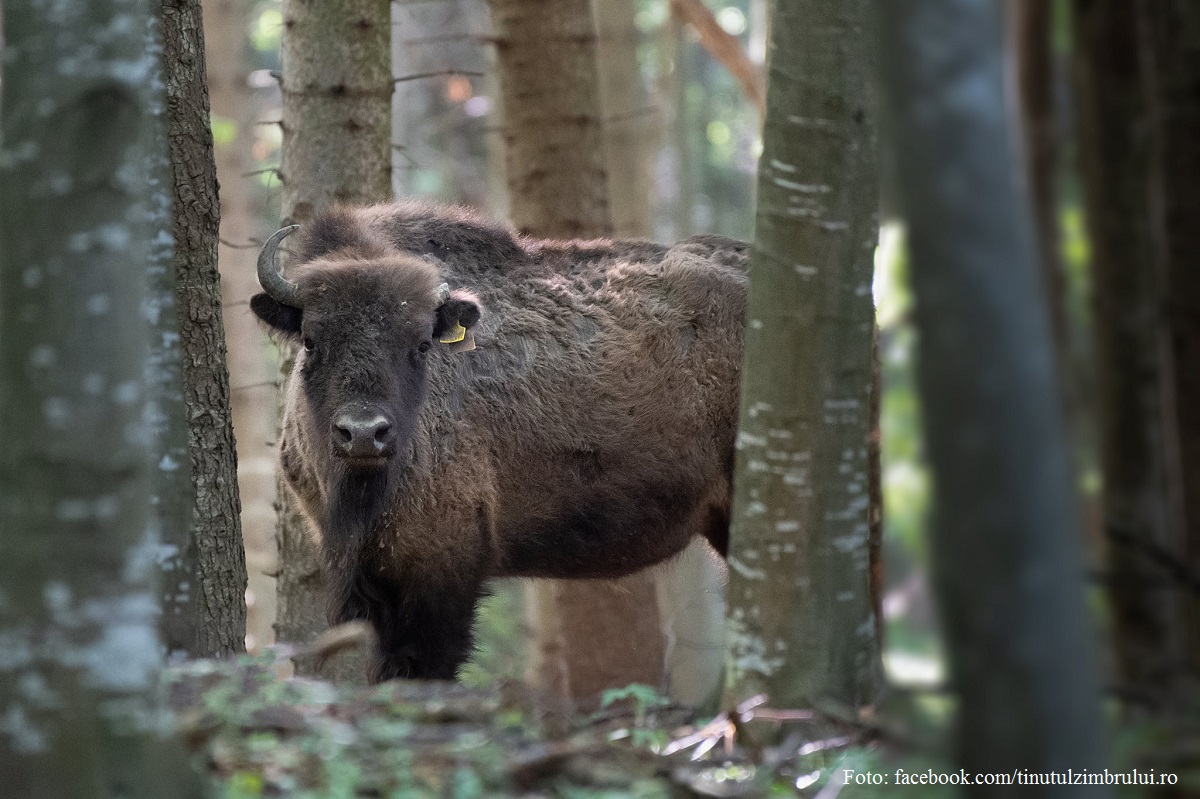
xmin=159 ymin=0 xmax=248 ymax=658
xmin=724 ymin=0 xmax=882 ymax=713
xmin=276 ymin=0 xmax=393 ymax=679
xmin=489 ymin=0 xmax=667 ymax=704
xmin=882 ymin=0 xmax=1110 ymax=787
xmin=0 ymin=1 xmax=199 ymax=794
xmin=203 ymin=0 xmax=280 ymax=656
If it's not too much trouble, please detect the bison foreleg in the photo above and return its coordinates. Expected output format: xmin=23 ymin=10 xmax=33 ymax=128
xmin=327 ymin=562 xmax=482 ymax=682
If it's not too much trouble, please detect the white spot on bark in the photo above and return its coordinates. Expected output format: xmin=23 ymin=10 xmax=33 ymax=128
xmin=29 ymin=345 xmax=56 ymax=368
xmin=86 ymin=294 xmax=112 ymax=315
xmin=728 ymin=557 xmax=766 ymax=581
xmin=42 ymin=397 xmax=70 ymax=428
xmin=737 ymin=431 xmax=768 ymax=448
xmin=769 ymin=159 xmax=796 ymax=173
xmin=793 ymin=264 xmax=818 ymax=276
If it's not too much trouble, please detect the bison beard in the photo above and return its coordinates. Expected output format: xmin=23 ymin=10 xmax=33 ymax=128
xmin=255 ymin=201 xmax=747 ymax=684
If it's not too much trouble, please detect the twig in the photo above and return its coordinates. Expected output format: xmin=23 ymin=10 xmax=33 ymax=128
xmin=394 ymin=69 xmax=485 ymax=83
xmin=232 ymin=380 xmax=279 ymax=393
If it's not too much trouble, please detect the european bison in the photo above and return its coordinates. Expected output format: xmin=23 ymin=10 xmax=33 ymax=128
xmin=252 ymin=202 xmax=747 ymax=682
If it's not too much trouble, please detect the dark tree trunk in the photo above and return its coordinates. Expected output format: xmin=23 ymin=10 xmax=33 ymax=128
xmin=1009 ymin=0 xmax=1066 ymax=347
xmin=724 ymin=0 xmax=882 ymax=713
xmin=203 ymin=0 xmax=280 ymax=656
xmin=1138 ymin=0 xmax=1200 ymax=686
xmin=159 ymin=0 xmax=248 ymax=659
xmin=276 ymin=0 xmax=393 ymax=680
xmin=0 ymin=1 xmax=200 ymax=794
xmin=881 ymin=0 xmax=1111 ymax=789
xmin=1073 ymin=0 xmax=1187 ymax=707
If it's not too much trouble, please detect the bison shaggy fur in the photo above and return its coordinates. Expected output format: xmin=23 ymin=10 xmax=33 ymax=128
xmin=252 ymin=202 xmax=747 ymax=682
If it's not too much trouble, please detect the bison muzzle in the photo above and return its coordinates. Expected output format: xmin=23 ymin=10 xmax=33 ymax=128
xmin=252 ymin=202 xmax=747 ymax=683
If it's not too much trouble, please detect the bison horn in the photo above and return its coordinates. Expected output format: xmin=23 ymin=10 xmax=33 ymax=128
xmin=435 ymin=282 xmax=451 ymax=305
xmin=258 ymin=225 xmax=302 ymax=307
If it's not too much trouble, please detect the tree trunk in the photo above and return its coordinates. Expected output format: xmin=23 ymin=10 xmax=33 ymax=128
xmin=1138 ymin=0 xmax=1200 ymax=688
xmin=489 ymin=0 xmax=611 ymax=239
xmin=1009 ymin=0 xmax=1066 ymax=347
xmin=489 ymin=0 xmax=668 ymax=705
xmin=0 ymin=2 xmax=199 ymax=794
xmin=160 ymin=0 xmax=248 ymax=659
xmin=881 ymin=0 xmax=1110 ymax=787
xmin=203 ymin=0 xmax=279 ymax=656
xmin=1073 ymin=0 xmax=1185 ymax=708
xmin=595 ymin=0 xmax=653 ymax=239
xmin=724 ymin=0 xmax=882 ymax=713
xmin=276 ymin=0 xmax=393 ymax=680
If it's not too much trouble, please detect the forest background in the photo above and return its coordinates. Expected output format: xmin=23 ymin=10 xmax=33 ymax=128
xmin=1 ymin=0 xmax=1199 ymax=796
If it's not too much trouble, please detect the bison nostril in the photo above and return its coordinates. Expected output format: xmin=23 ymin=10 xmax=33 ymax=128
xmin=334 ymin=412 xmax=393 ymax=457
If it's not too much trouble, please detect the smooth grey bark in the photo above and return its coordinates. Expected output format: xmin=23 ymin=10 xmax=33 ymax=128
xmin=158 ymin=0 xmax=247 ymax=658
xmin=725 ymin=0 xmax=882 ymax=712
xmin=275 ymin=0 xmax=392 ymax=680
xmin=880 ymin=0 xmax=1110 ymax=790
xmin=0 ymin=1 xmax=200 ymax=795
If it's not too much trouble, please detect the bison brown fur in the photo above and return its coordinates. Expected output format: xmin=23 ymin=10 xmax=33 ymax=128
xmin=252 ymin=201 xmax=747 ymax=683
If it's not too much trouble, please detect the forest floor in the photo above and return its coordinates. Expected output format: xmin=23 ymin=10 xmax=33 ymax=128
xmin=167 ymin=656 xmax=1198 ymax=799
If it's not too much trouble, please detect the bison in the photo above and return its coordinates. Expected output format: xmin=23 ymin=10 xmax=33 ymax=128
xmin=252 ymin=202 xmax=747 ymax=682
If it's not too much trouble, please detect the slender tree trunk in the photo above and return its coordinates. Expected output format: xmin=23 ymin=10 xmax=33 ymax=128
xmin=0 ymin=2 xmax=199 ymax=794
xmin=1138 ymin=0 xmax=1200 ymax=687
xmin=160 ymin=0 xmax=248 ymax=658
xmin=276 ymin=0 xmax=393 ymax=679
xmin=595 ymin=0 xmax=653 ymax=239
xmin=1009 ymin=0 xmax=1066 ymax=347
xmin=725 ymin=0 xmax=882 ymax=713
xmin=1073 ymin=0 xmax=1184 ymax=707
xmin=881 ymin=0 xmax=1110 ymax=788
xmin=489 ymin=0 xmax=668 ymax=704
xmin=204 ymin=0 xmax=279 ymax=656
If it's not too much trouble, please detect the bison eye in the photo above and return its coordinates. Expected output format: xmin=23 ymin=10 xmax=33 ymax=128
xmin=417 ymin=341 xmax=432 ymax=354
xmin=302 ymin=337 xmax=315 ymax=353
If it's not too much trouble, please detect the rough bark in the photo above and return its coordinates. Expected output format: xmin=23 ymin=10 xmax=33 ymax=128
xmin=881 ymin=0 xmax=1110 ymax=787
xmin=160 ymin=0 xmax=248 ymax=659
xmin=0 ymin=1 xmax=200 ymax=794
xmin=724 ymin=0 xmax=882 ymax=712
xmin=489 ymin=0 xmax=611 ymax=239
xmin=1139 ymin=0 xmax=1200 ymax=687
xmin=276 ymin=0 xmax=393 ymax=680
xmin=489 ymin=0 xmax=667 ymax=704
xmin=203 ymin=0 xmax=279 ymax=656
xmin=1073 ymin=0 xmax=1184 ymax=707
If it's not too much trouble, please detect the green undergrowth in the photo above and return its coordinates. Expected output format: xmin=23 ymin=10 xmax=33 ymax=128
xmin=165 ymin=657 xmax=1198 ymax=799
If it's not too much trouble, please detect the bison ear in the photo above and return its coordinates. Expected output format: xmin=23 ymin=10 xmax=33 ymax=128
xmin=251 ymin=293 xmax=303 ymax=340
xmin=433 ymin=289 xmax=482 ymax=354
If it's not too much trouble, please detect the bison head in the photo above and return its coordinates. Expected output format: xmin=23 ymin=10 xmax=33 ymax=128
xmin=250 ymin=226 xmax=481 ymax=534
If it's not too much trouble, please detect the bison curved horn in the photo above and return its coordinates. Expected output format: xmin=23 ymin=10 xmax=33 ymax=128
xmin=435 ymin=282 xmax=451 ymax=305
xmin=258 ymin=225 xmax=302 ymax=308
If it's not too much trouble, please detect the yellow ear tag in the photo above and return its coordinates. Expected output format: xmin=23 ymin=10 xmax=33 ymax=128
xmin=439 ymin=322 xmax=467 ymax=345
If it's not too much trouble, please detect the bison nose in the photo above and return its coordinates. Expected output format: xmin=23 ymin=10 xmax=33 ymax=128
xmin=334 ymin=412 xmax=394 ymax=458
